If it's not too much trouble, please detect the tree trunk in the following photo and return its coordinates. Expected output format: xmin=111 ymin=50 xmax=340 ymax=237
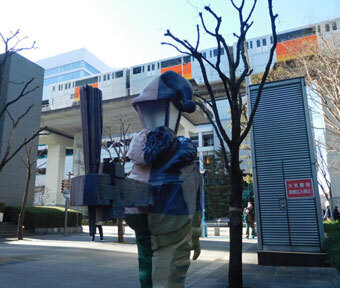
xmin=228 ymin=147 xmax=243 ymax=288
xmin=17 ymin=167 xmax=31 ymax=240
xmin=118 ymin=218 xmax=124 ymax=243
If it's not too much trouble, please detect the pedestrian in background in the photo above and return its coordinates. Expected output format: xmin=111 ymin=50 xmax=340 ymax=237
xmin=245 ymin=202 xmax=257 ymax=239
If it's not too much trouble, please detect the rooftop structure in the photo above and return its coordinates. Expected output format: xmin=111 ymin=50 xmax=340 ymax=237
xmin=36 ymin=48 xmax=111 ymax=100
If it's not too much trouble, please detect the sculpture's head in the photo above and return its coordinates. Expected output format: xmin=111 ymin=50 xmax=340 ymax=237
xmin=132 ymin=71 xmax=196 ymax=134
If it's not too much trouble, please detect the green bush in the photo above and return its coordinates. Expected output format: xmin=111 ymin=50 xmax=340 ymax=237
xmin=324 ymin=221 xmax=340 ymax=234
xmin=324 ymin=230 xmax=340 ymax=272
xmin=4 ymin=206 xmax=82 ymax=231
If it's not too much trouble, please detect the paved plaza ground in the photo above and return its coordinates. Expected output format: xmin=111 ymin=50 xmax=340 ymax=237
xmin=0 ymin=226 xmax=339 ymax=288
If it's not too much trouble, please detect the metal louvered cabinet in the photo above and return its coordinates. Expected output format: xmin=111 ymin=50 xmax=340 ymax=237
xmin=248 ymin=77 xmax=324 ymax=253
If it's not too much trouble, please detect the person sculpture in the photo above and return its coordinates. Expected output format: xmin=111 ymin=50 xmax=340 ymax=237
xmin=125 ymin=71 xmax=202 ymax=288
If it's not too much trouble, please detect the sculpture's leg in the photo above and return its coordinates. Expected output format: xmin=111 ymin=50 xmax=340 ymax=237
xmin=125 ymin=214 xmax=153 ymax=288
xmin=151 ymin=230 xmax=192 ymax=288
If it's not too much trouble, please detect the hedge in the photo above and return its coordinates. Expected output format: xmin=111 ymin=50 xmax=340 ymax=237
xmin=4 ymin=206 xmax=82 ymax=231
xmin=323 ymin=221 xmax=340 ymax=273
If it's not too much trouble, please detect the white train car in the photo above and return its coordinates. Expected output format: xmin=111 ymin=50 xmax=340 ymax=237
xmin=49 ymin=68 xmax=129 ymax=110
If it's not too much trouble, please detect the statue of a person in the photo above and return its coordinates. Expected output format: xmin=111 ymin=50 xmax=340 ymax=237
xmin=125 ymin=71 xmax=202 ymax=287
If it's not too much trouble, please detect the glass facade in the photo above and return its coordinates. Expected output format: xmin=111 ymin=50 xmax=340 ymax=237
xmin=44 ymin=70 xmax=90 ymax=86
xmin=44 ymin=60 xmax=100 ymax=77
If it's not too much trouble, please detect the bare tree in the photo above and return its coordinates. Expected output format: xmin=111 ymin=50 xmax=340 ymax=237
xmin=0 ymin=30 xmax=46 ymax=173
xmin=162 ymin=1 xmax=277 ymax=287
xmin=103 ymin=114 xmax=132 ymax=243
xmin=17 ymin=143 xmax=44 ymax=240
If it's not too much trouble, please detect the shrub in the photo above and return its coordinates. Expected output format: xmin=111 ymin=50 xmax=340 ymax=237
xmin=4 ymin=206 xmax=82 ymax=231
xmin=324 ymin=230 xmax=340 ymax=272
xmin=324 ymin=221 xmax=340 ymax=234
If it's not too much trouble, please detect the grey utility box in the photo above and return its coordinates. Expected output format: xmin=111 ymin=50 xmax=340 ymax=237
xmin=248 ymin=78 xmax=324 ymax=263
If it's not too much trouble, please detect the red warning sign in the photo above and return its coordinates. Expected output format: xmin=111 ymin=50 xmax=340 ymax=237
xmin=285 ymin=179 xmax=314 ymax=198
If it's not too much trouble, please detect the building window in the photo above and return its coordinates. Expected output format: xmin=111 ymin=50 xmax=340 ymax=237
xmin=203 ymin=134 xmax=214 ymax=147
xmin=332 ymin=22 xmax=337 ymax=30
xmin=190 ymin=136 xmax=199 ymax=148
xmin=262 ymin=38 xmax=267 ymax=46
xmin=256 ymin=39 xmax=261 ymax=47
xmin=325 ymin=23 xmax=330 ymax=32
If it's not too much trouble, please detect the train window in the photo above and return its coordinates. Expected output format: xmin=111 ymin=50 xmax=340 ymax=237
xmin=277 ymin=27 xmax=315 ymax=43
xmin=209 ymin=50 xmax=212 ymax=57
xmin=213 ymin=48 xmax=224 ymax=57
xmin=133 ymin=67 xmax=142 ymax=74
xmin=250 ymin=41 xmax=253 ymax=49
xmin=68 ymin=83 xmax=71 ymax=89
xmin=99 ymin=76 xmax=101 ymax=82
xmin=52 ymin=86 xmax=55 ymax=92
xmin=161 ymin=57 xmax=181 ymax=68
xmin=203 ymin=52 xmax=207 ymax=58
xmin=317 ymin=25 xmax=321 ymax=33
xmin=142 ymin=66 xmax=144 ymax=72
xmin=147 ymin=65 xmax=150 ymax=71
xmin=112 ymin=73 xmax=115 ymax=79
xmin=270 ymin=36 xmax=273 ymax=44
xmin=64 ymin=84 xmax=67 ymax=89
xmin=70 ymin=94 xmax=74 ymax=99
xmin=72 ymin=82 xmax=75 ymax=88
xmin=192 ymin=56 xmax=195 ymax=62
xmin=325 ymin=23 xmax=330 ymax=32
xmin=115 ymin=71 xmax=123 ymax=78
xmin=75 ymin=76 xmax=98 ymax=87
xmin=157 ymin=62 xmax=160 ymax=69
xmin=183 ymin=56 xmax=191 ymax=64
xmin=256 ymin=39 xmax=261 ymax=47
xmin=103 ymin=75 xmax=106 ymax=81
xmin=246 ymin=42 xmax=249 ymax=49
xmin=152 ymin=64 xmax=155 ymax=70
xmin=332 ymin=22 xmax=337 ymax=30
xmin=262 ymin=38 xmax=267 ymax=46
xmin=107 ymin=74 xmax=110 ymax=80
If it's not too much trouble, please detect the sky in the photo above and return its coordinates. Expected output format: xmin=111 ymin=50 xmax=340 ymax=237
xmin=1 ymin=0 xmax=340 ymax=69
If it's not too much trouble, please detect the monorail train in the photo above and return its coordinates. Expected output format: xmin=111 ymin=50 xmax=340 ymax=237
xmin=48 ymin=17 xmax=340 ymax=111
